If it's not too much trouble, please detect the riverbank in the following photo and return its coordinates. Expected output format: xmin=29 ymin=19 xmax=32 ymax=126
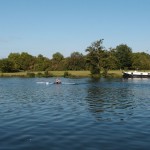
xmin=0 ymin=70 xmax=123 ymax=78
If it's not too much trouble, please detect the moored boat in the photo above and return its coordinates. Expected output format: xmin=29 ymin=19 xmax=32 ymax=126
xmin=123 ymin=71 xmax=150 ymax=78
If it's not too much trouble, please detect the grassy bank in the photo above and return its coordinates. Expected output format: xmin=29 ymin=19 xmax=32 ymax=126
xmin=0 ymin=70 xmax=123 ymax=78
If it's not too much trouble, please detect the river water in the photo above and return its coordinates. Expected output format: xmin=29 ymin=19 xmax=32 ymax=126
xmin=0 ymin=77 xmax=150 ymax=150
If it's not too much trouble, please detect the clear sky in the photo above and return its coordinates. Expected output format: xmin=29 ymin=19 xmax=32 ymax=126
xmin=0 ymin=0 xmax=150 ymax=58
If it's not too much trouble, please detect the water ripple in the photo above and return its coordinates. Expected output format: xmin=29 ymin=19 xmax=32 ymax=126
xmin=1 ymin=78 xmax=150 ymax=149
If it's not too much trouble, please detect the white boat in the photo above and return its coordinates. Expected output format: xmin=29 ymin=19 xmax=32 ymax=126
xmin=123 ymin=71 xmax=150 ymax=78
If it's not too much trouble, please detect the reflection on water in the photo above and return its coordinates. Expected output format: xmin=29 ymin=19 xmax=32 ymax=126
xmin=1 ymin=78 xmax=150 ymax=150
xmin=85 ymin=78 xmax=135 ymax=121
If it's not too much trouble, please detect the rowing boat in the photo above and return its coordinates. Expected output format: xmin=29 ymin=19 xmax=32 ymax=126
xmin=36 ymin=81 xmax=76 ymax=85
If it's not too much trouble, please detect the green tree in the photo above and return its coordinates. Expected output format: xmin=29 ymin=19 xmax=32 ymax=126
xmin=67 ymin=52 xmax=86 ymax=70
xmin=101 ymin=50 xmax=118 ymax=77
xmin=107 ymin=48 xmax=119 ymax=70
xmin=8 ymin=53 xmax=21 ymax=71
xmin=51 ymin=52 xmax=64 ymax=70
xmin=114 ymin=44 xmax=132 ymax=69
xmin=85 ymin=39 xmax=104 ymax=76
xmin=132 ymin=52 xmax=150 ymax=70
xmin=34 ymin=54 xmax=50 ymax=71
xmin=19 ymin=52 xmax=35 ymax=71
xmin=0 ymin=58 xmax=14 ymax=72
xmin=52 ymin=52 xmax=64 ymax=61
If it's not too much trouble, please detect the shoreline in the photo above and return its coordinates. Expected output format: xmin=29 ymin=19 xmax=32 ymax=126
xmin=0 ymin=70 xmax=123 ymax=78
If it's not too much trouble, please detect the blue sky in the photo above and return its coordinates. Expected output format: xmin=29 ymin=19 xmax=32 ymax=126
xmin=0 ymin=0 xmax=150 ymax=58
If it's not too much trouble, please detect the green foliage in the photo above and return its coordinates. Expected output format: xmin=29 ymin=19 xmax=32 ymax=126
xmin=1 ymin=40 xmax=150 ymax=76
xmin=34 ymin=54 xmax=50 ymax=71
xmin=36 ymin=72 xmax=43 ymax=77
xmin=132 ymin=52 xmax=150 ymax=70
xmin=85 ymin=39 xmax=104 ymax=75
xmin=102 ymin=69 xmax=108 ymax=77
xmin=64 ymin=71 xmax=71 ymax=78
xmin=0 ymin=59 xmax=14 ymax=72
xmin=52 ymin=52 xmax=64 ymax=61
xmin=47 ymin=72 xmax=54 ymax=77
xmin=91 ymin=74 xmax=101 ymax=79
xmin=66 ymin=52 xmax=86 ymax=70
xmin=26 ymin=72 xmax=35 ymax=77
xmin=8 ymin=52 xmax=35 ymax=71
xmin=35 ymin=71 xmax=54 ymax=78
xmin=8 ymin=53 xmax=21 ymax=71
xmin=43 ymin=71 xmax=53 ymax=77
xmin=20 ymin=52 xmax=35 ymax=70
xmin=51 ymin=52 xmax=64 ymax=70
xmin=114 ymin=44 xmax=132 ymax=69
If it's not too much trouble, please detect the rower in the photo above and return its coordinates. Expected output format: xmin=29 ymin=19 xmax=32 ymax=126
xmin=55 ymin=78 xmax=61 ymax=84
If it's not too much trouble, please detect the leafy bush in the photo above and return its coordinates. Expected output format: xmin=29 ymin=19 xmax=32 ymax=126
xmin=36 ymin=72 xmax=43 ymax=77
xmin=26 ymin=72 xmax=35 ymax=77
xmin=64 ymin=71 xmax=71 ymax=78
xmin=44 ymin=71 xmax=53 ymax=77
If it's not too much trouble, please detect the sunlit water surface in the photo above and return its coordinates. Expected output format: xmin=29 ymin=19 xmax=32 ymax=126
xmin=0 ymin=78 xmax=150 ymax=150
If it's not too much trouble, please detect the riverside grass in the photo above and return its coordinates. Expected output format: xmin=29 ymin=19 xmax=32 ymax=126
xmin=0 ymin=70 xmax=123 ymax=78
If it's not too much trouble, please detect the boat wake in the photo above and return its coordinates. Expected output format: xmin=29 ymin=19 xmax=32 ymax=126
xmin=36 ymin=82 xmax=53 ymax=85
xmin=36 ymin=82 xmax=77 ymax=85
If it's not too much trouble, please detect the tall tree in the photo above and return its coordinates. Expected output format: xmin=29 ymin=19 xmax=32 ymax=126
xmin=34 ymin=54 xmax=50 ymax=71
xmin=67 ymin=52 xmax=86 ymax=70
xmin=101 ymin=50 xmax=118 ymax=77
xmin=85 ymin=39 xmax=104 ymax=76
xmin=19 ymin=52 xmax=35 ymax=71
xmin=8 ymin=53 xmax=21 ymax=71
xmin=132 ymin=52 xmax=150 ymax=70
xmin=51 ymin=52 xmax=64 ymax=70
xmin=0 ymin=58 xmax=14 ymax=72
xmin=114 ymin=44 xmax=132 ymax=69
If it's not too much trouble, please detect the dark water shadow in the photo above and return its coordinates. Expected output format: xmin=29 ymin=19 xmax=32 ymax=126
xmin=85 ymin=78 xmax=135 ymax=122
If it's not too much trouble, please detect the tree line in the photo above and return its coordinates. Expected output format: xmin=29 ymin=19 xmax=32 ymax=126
xmin=0 ymin=39 xmax=150 ymax=77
